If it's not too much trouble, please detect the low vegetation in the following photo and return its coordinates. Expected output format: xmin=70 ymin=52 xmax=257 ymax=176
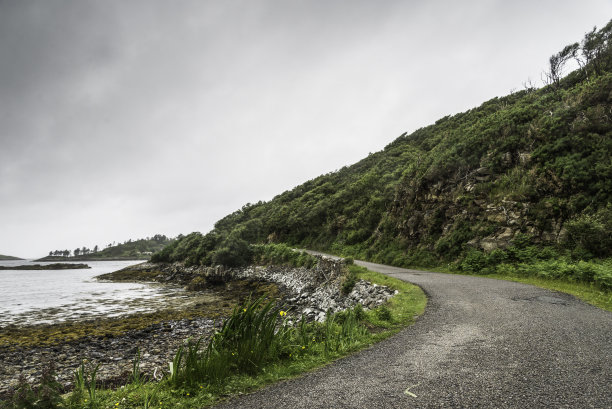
xmin=2 ymin=266 xmax=426 ymax=408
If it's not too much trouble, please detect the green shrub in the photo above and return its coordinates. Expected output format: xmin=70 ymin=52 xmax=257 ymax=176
xmin=211 ymin=236 xmax=253 ymax=267
xmin=564 ymin=205 xmax=612 ymax=257
xmin=458 ymin=250 xmax=487 ymax=273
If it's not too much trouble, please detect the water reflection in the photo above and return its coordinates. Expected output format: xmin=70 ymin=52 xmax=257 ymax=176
xmin=0 ymin=259 xmax=190 ymax=326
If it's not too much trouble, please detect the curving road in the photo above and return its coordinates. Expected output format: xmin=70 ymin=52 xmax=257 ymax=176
xmin=216 ymin=259 xmax=612 ymax=408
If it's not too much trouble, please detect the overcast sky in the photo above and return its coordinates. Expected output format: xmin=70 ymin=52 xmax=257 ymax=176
xmin=1 ymin=1 xmax=610 ymax=258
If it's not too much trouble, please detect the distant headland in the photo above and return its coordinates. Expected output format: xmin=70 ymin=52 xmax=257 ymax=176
xmin=0 ymin=263 xmax=90 ymax=270
xmin=0 ymin=254 xmax=23 ymax=261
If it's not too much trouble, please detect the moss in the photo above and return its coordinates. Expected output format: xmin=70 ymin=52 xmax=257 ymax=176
xmin=186 ymin=275 xmax=208 ymax=291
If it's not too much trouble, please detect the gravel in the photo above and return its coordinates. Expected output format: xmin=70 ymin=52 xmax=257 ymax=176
xmin=215 ymin=259 xmax=612 ymax=409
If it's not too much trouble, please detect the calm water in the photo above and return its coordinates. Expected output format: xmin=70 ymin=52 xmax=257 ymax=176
xmin=0 ymin=259 xmax=188 ymax=327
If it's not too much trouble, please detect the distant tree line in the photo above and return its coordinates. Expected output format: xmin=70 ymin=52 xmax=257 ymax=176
xmin=47 ymin=234 xmax=172 ymax=258
xmin=48 ymin=246 xmax=99 ymax=258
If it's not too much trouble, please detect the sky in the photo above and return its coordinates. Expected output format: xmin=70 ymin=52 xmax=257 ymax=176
xmin=1 ymin=0 xmax=611 ymax=258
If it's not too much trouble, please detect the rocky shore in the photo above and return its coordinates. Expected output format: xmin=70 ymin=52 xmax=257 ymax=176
xmin=1 ymin=256 xmax=396 ymax=397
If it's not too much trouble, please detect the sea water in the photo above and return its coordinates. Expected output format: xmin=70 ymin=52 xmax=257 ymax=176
xmin=0 ymin=259 xmax=187 ymax=327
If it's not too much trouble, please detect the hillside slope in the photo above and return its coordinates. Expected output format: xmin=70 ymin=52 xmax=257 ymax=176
xmin=153 ymin=22 xmax=612 ymax=288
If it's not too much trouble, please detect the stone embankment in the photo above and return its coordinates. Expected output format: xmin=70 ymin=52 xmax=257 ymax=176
xmin=110 ymin=255 xmax=397 ymax=321
xmin=1 ymin=256 xmax=395 ymax=397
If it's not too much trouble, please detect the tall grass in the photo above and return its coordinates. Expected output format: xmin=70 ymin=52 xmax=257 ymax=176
xmin=168 ymin=297 xmax=291 ymax=387
xmin=70 ymin=361 xmax=101 ymax=408
xmin=166 ymin=296 xmax=370 ymax=390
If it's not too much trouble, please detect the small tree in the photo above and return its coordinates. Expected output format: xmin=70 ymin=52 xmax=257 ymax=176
xmin=545 ymin=43 xmax=579 ymax=87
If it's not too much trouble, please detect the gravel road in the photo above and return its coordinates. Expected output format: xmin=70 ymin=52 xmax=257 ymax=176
xmin=215 ymin=259 xmax=612 ymax=408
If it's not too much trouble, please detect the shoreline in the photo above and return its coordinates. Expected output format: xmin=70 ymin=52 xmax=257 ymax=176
xmin=0 ymin=279 xmax=278 ymax=396
xmin=1 ymin=256 xmax=396 ymax=397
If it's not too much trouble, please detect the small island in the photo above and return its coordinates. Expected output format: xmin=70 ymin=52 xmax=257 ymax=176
xmin=0 ymin=254 xmax=23 ymax=261
xmin=0 ymin=263 xmax=90 ymax=270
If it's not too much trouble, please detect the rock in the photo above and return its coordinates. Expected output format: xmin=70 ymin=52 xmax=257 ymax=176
xmin=518 ymin=152 xmax=531 ymax=164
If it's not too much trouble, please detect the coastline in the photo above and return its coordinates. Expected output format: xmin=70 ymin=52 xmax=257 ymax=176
xmin=1 ymin=256 xmax=395 ymax=397
xmin=0 ymin=279 xmax=278 ymax=396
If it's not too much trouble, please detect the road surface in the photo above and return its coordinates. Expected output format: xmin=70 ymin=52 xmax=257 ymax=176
xmin=216 ymin=259 xmax=612 ymax=408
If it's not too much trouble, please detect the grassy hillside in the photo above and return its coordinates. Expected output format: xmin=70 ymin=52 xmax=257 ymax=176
xmin=153 ymin=22 xmax=612 ymax=293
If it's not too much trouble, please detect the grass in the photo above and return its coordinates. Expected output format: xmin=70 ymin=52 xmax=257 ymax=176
xmin=2 ymin=265 xmax=426 ymax=409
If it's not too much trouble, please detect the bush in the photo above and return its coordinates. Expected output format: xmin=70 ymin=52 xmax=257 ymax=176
xmin=564 ymin=205 xmax=612 ymax=257
xmin=211 ymin=236 xmax=253 ymax=267
xmin=458 ymin=250 xmax=487 ymax=274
